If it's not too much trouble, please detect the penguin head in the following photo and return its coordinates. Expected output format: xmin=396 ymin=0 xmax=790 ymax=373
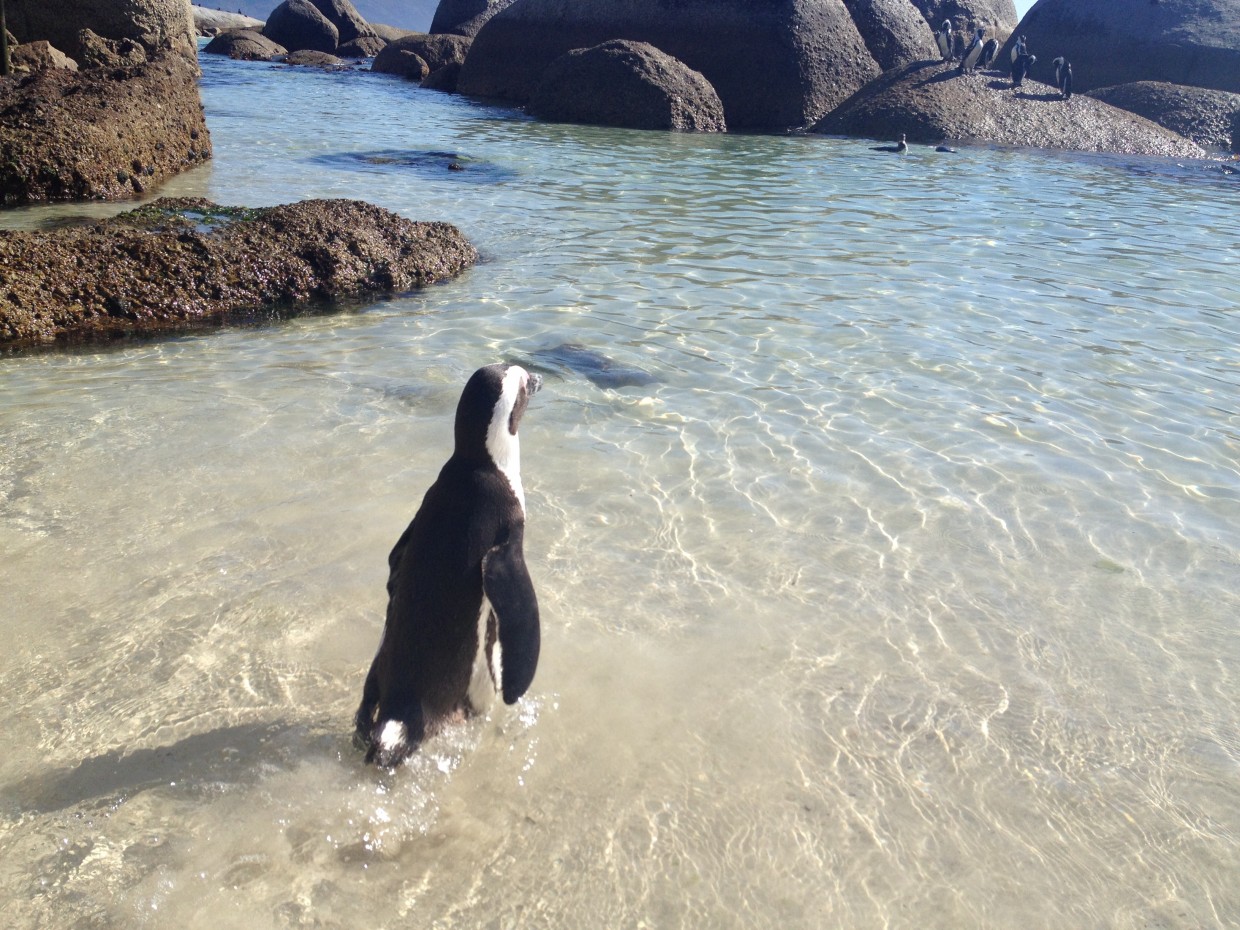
xmin=454 ymin=363 xmax=542 ymax=466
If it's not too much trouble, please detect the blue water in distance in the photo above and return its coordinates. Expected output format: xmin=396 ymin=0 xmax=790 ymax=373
xmin=0 ymin=50 xmax=1238 ymax=930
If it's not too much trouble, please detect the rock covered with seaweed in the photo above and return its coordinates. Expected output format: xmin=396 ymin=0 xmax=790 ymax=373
xmin=0 ymin=198 xmax=479 ymax=347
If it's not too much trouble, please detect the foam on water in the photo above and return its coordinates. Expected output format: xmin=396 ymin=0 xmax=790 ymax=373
xmin=0 ymin=51 xmax=1237 ymax=929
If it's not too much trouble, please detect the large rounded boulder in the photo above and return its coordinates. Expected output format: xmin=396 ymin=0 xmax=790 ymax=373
xmin=842 ymin=0 xmax=940 ymax=70
xmin=7 ymin=0 xmax=196 ymax=60
xmin=262 ymin=0 xmax=339 ymax=54
xmin=306 ymin=0 xmax=376 ymax=45
xmin=910 ymin=0 xmax=1017 ymax=34
xmin=1002 ymin=0 xmax=1240 ymax=95
xmin=528 ymin=39 xmax=726 ymax=132
xmin=815 ymin=60 xmax=1205 ymax=158
xmin=456 ymin=0 xmax=880 ymax=131
xmin=430 ymin=0 xmax=518 ymax=38
xmin=372 ymin=33 xmax=472 ymax=76
xmin=203 ymin=29 xmax=287 ymax=61
xmin=1087 ymin=82 xmax=1240 ymax=152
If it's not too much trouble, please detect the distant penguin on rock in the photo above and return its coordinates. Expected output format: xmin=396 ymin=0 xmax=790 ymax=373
xmin=1053 ymin=56 xmax=1065 ymax=87
xmin=872 ymin=133 xmax=908 ymax=153
xmin=935 ymin=20 xmax=953 ymax=61
xmin=1012 ymin=53 xmax=1036 ymax=89
xmin=980 ymin=38 xmax=998 ymax=68
xmin=1060 ymin=61 xmax=1073 ymax=99
xmin=354 ymin=363 xmax=544 ymax=767
xmin=958 ymin=27 xmax=985 ymax=73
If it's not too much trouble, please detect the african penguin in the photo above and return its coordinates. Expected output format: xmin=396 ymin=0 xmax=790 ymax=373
xmin=980 ymin=38 xmax=999 ymax=69
xmin=935 ymin=20 xmax=953 ymax=61
xmin=958 ymin=28 xmax=985 ymax=74
xmin=872 ymin=133 xmax=908 ymax=153
xmin=1012 ymin=53 xmax=1036 ymax=89
xmin=1060 ymin=62 xmax=1073 ymax=99
xmin=1010 ymin=34 xmax=1027 ymax=64
xmin=354 ymin=363 xmax=543 ymax=767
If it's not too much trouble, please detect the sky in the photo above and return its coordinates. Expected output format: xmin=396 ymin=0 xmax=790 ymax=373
xmin=1014 ymin=0 xmax=1036 ymax=20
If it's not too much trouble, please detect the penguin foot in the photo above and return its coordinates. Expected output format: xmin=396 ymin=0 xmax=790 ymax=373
xmin=365 ymin=718 xmax=420 ymax=767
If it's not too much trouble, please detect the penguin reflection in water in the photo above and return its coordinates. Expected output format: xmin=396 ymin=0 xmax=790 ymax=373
xmin=355 ymin=363 xmax=544 ymax=767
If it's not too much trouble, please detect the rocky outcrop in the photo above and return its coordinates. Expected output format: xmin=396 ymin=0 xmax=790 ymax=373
xmin=7 ymin=0 xmax=196 ymax=61
xmin=307 ymin=0 xmax=375 ymax=45
xmin=78 ymin=28 xmax=149 ymax=68
xmin=9 ymin=41 xmax=80 ymax=73
xmin=1087 ymin=82 xmax=1240 ymax=153
xmin=814 ymin=60 xmax=1205 ymax=157
xmin=284 ymin=49 xmax=348 ymax=68
xmin=457 ymin=0 xmax=881 ymax=131
xmin=203 ymin=28 xmax=287 ymax=60
xmin=338 ymin=35 xmax=388 ymax=57
xmin=1003 ymin=0 xmax=1240 ymax=95
xmin=909 ymin=0 xmax=1017 ymax=33
xmin=430 ymin=0 xmax=516 ymax=38
xmin=0 ymin=55 xmax=212 ymax=205
xmin=528 ymin=39 xmax=726 ymax=132
xmin=842 ymin=0 xmax=939 ymax=70
xmin=0 ymin=198 xmax=479 ymax=347
xmin=422 ymin=61 xmax=462 ymax=92
xmin=372 ymin=33 xmax=471 ymax=76
xmin=262 ymin=0 xmax=339 ymax=54
xmin=192 ymin=6 xmax=264 ymax=37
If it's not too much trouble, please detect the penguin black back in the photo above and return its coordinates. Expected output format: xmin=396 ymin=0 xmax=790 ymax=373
xmin=355 ymin=363 xmax=543 ymax=766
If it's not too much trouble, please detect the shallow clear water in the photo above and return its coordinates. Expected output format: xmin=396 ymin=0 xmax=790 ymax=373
xmin=1 ymin=53 xmax=1238 ymax=929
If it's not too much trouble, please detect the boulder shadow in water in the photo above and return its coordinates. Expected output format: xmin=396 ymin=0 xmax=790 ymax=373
xmin=1 ymin=720 xmax=345 ymax=816
xmin=525 ymin=343 xmax=658 ymax=389
xmin=309 ymin=149 xmax=518 ymax=183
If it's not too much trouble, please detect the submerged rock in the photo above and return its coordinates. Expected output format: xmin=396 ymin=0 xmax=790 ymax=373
xmin=528 ymin=40 xmax=726 ymax=132
xmin=815 ymin=60 xmax=1205 ymax=157
xmin=530 ymin=343 xmax=657 ymax=389
xmin=284 ymin=49 xmax=348 ymax=68
xmin=0 ymin=198 xmax=479 ymax=347
xmin=0 ymin=54 xmax=213 ymax=205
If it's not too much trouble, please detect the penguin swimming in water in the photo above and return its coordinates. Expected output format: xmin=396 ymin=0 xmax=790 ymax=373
xmin=354 ymin=363 xmax=544 ymax=767
xmin=1012 ymin=52 xmax=1036 ymax=89
xmin=980 ymin=38 xmax=998 ymax=69
xmin=958 ymin=27 xmax=985 ymax=73
xmin=935 ymin=20 xmax=953 ymax=61
xmin=872 ymin=133 xmax=907 ymax=153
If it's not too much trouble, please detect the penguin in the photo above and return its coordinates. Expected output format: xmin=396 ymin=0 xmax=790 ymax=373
xmin=952 ymin=29 xmax=967 ymax=62
xmin=1010 ymin=34 xmax=1027 ymax=65
xmin=1052 ymin=56 xmax=1065 ymax=88
xmin=354 ymin=363 xmax=544 ymax=767
xmin=872 ymin=133 xmax=908 ymax=153
xmin=958 ymin=27 xmax=985 ymax=74
xmin=1060 ymin=62 xmax=1073 ymax=99
xmin=1012 ymin=53 xmax=1036 ymax=89
xmin=980 ymin=38 xmax=999 ymax=69
xmin=935 ymin=20 xmax=953 ymax=62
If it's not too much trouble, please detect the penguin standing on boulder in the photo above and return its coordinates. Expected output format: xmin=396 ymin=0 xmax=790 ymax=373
xmin=935 ymin=20 xmax=953 ymax=62
xmin=354 ymin=363 xmax=544 ymax=767
xmin=1058 ymin=60 xmax=1073 ymax=99
xmin=1010 ymin=35 xmax=1027 ymax=65
xmin=958 ymin=27 xmax=985 ymax=74
xmin=1012 ymin=52 xmax=1036 ymax=90
xmin=980 ymin=38 xmax=998 ymax=69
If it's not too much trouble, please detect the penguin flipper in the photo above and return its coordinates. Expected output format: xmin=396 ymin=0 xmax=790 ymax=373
xmin=482 ymin=529 xmax=540 ymax=705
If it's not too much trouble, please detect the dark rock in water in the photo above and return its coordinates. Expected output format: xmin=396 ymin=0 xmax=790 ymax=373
xmin=1087 ymin=81 xmax=1240 ymax=152
xmin=423 ymin=61 xmax=463 ymax=93
xmin=337 ymin=35 xmax=388 ymax=57
xmin=457 ymin=0 xmax=881 ymax=131
xmin=814 ymin=60 xmax=1205 ymax=157
xmin=284 ymin=49 xmax=348 ymax=68
xmin=204 ymin=29 xmax=287 ymax=61
xmin=372 ymin=33 xmax=472 ymax=76
xmin=373 ymin=48 xmax=430 ymax=80
xmin=0 ymin=198 xmax=479 ymax=347
xmin=305 ymin=0 xmax=376 ymax=45
xmin=530 ymin=343 xmax=657 ymax=389
xmin=0 ymin=54 xmax=213 ymax=205
xmin=263 ymin=0 xmax=339 ymax=54
xmin=1002 ymin=0 xmax=1240 ymax=95
xmin=431 ymin=0 xmax=517 ymax=39
xmin=841 ymin=0 xmax=939 ymax=71
xmin=529 ymin=40 xmax=726 ymax=132
xmin=309 ymin=149 xmax=518 ymax=183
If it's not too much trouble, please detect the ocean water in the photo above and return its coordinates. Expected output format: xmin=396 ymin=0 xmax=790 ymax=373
xmin=1 ymin=52 xmax=1238 ymax=930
